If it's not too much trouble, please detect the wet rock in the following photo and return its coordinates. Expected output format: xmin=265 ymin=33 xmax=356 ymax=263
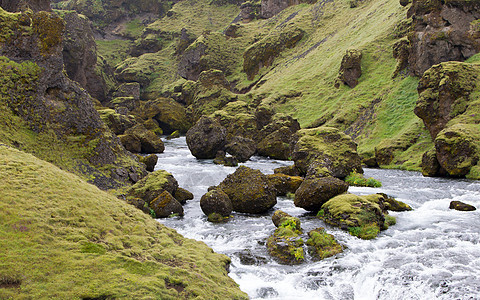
xmin=213 ymin=150 xmax=239 ymax=167
xmin=274 ymin=165 xmax=302 ymax=177
xmin=319 ymin=193 xmax=392 ymax=239
xmin=186 ymin=116 xmax=227 ymax=159
xmin=421 ymin=148 xmax=444 ymax=177
xmin=225 ymin=136 xmax=256 ymax=162
xmin=127 ymin=170 xmax=178 ymax=203
xmin=306 ymin=228 xmax=343 ymax=260
xmin=125 ymin=124 xmax=165 ymax=153
xmin=449 ymin=201 xmax=476 ymax=211
xmin=266 ymin=217 xmax=304 ymax=264
xmin=267 ymin=174 xmax=303 ymax=196
xmin=271 ymin=210 xmax=292 ymax=227
xmin=292 ymin=127 xmax=363 ymax=178
xmin=174 ymin=187 xmax=194 ymax=205
xmin=218 ymin=166 xmax=276 ymax=214
xmin=378 ymin=193 xmax=412 ymax=211
xmin=149 ymin=191 xmax=184 ymax=218
xmin=336 ymin=49 xmax=362 ymax=88
xmin=200 ymin=189 xmax=233 ymax=217
xmin=235 ymin=250 xmax=268 ymax=265
xmin=294 ymin=177 xmax=348 ymax=211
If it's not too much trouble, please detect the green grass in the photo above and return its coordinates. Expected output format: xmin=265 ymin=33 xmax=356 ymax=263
xmin=0 ymin=145 xmax=248 ymax=299
xmin=345 ymin=172 xmax=382 ymax=187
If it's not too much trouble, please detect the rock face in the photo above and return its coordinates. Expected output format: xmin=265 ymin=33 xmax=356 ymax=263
xmin=294 ymin=177 xmax=348 ymax=211
xmin=135 ymin=98 xmax=191 ymax=134
xmin=0 ymin=8 xmax=145 ymax=189
xmin=127 ymin=170 xmax=178 ymax=203
xmin=217 ymin=166 xmax=277 ymax=214
xmin=407 ymin=0 xmax=480 ymax=76
xmin=292 ymin=127 xmax=363 ymax=178
xmin=124 ymin=124 xmax=165 ymax=153
xmin=0 ymin=0 xmax=51 ymax=12
xmin=243 ymin=26 xmax=304 ymax=80
xmin=62 ymin=11 xmax=107 ymax=102
xmin=186 ymin=116 xmax=227 ymax=159
xmin=200 ymin=189 xmax=233 ymax=217
xmin=267 ymin=174 xmax=303 ymax=196
xmin=260 ymin=0 xmax=315 ymax=19
xmin=414 ymin=62 xmax=480 ymax=178
xmin=336 ymin=49 xmax=362 ymax=88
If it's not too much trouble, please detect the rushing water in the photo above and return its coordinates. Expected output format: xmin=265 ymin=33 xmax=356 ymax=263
xmin=156 ymin=137 xmax=480 ymax=300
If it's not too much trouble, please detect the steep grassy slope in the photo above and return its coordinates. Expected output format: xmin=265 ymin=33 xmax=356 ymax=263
xmin=0 ymin=144 xmax=248 ymax=299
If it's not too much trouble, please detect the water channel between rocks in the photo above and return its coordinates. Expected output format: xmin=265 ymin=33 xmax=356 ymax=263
xmin=156 ymin=137 xmax=480 ymax=300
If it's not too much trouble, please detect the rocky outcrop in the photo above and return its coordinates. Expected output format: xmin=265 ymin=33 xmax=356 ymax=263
xmin=62 ymin=11 xmax=107 ymax=102
xmin=292 ymin=127 xmax=363 ymax=178
xmin=294 ymin=177 xmax=348 ymax=211
xmin=217 ymin=166 xmax=277 ymax=213
xmin=127 ymin=170 xmax=178 ymax=203
xmin=260 ymin=0 xmax=315 ymax=19
xmin=335 ymin=49 xmax=362 ymax=88
xmin=124 ymin=124 xmax=165 ymax=153
xmin=407 ymin=0 xmax=480 ymax=76
xmin=149 ymin=190 xmax=184 ymax=217
xmin=186 ymin=116 xmax=227 ymax=159
xmin=0 ymin=0 xmax=51 ymax=12
xmin=0 ymin=8 xmax=145 ymax=189
xmin=243 ymin=25 xmax=304 ymax=80
xmin=136 ymin=153 xmax=158 ymax=172
xmin=98 ymin=108 xmax=137 ymax=135
xmin=267 ymin=174 xmax=303 ymax=196
xmin=135 ymin=98 xmax=191 ymax=134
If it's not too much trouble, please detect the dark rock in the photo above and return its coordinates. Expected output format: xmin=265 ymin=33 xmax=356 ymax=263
xmin=143 ymin=118 xmax=163 ymax=136
xmin=218 ymin=166 xmax=276 ymax=214
xmin=399 ymin=0 xmax=411 ymax=7
xmin=266 ymin=219 xmax=304 ymax=264
xmin=235 ymin=250 xmax=268 ymax=265
xmin=306 ymin=228 xmax=343 ymax=260
xmin=174 ymin=187 xmax=194 ymax=205
xmin=175 ymin=28 xmax=197 ymax=56
xmin=108 ymin=96 xmax=139 ymax=111
xmin=149 ymin=191 xmax=184 ymax=218
xmin=274 ymin=165 xmax=302 ymax=176
xmin=294 ymin=177 xmax=348 ymax=211
xmin=257 ymin=127 xmax=294 ymax=160
xmin=186 ymin=116 xmax=227 ymax=159
xmin=98 ymin=109 xmax=136 ymax=135
xmin=407 ymin=0 xmax=480 ymax=76
xmin=177 ymin=37 xmax=207 ymax=81
xmin=377 ymin=193 xmax=412 ymax=211
xmin=136 ymin=98 xmax=191 ymax=135
xmin=213 ymin=151 xmax=239 ymax=167
xmin=126 ymin=197 xmax=151 ymax=214
xmin=125 ymin=124 xmax=165 ymax=153
xmin=119 ymin=134 xmax=142 ymax=153
xmin=238 ymin=1 xmax=261 ymax=22
xmin=225 ymin=136 xmax=256 ymax=162
xmin=421 ymin=148 xmax=443 ymax=177
xmin=267 ymin=174 xmax=303 ymax=196
xmin=113 ymin=82 xmax=141 ymax=100
xmin=127 ymin=170 xmax=178 ymax=203
xmin=0 ymin=0 xmax=51 ymax=12
xmin=449 ymin=201 xmax=476 ymax=211
xmin=260 ymin=0 xmax=314 ymax=19
xmin=292 ymin=127 xmax=363 ymax=178
xmin=200 ymin=189 xmax=233 ymax=217
xmin=225 ymin=23 xmax=242 ymax=38
xmin=136 ymin=154 xmax=158 ymax=172
xmin=336 ymin=49 xmax=362 ymax=88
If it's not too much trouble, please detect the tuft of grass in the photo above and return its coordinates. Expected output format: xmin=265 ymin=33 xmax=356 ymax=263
xmin=345 ymin=172 xmax=382 ymax=187
xmin=348 ymin=223 xmax=380 ymax=240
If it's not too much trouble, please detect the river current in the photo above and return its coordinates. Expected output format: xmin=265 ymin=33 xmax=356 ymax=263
xmin=156 ymin=137 xmax=480 ymax=299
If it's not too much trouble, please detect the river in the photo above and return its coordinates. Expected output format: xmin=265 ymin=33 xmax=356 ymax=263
xmin=156 ymin=137 xmax=480 ymax=299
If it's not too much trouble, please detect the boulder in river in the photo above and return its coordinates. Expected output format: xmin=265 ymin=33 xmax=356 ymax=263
xmin=149 ymin=191 xmax=184 ymax=218
xmin=266 ymin=215 xmax=304 ymax=265
xmin=294 ymin=177 xmax=348 ymax=211
xmin=127 ymin=170 xmax=178 ymax=203
xmin=200 ymin=189 xmax=233 ymax=218
xmin=267 ymin=174 xmax=303 ymax=196
xmin=306 ymin=228 xmax=343 ymax=261
xmin=217 ymin=166 xmax=276 ymax=214
xmin=449 ymin=201 xmax=476 ymax=211
xmin=186 ymin=116 xmax=227 ymax=159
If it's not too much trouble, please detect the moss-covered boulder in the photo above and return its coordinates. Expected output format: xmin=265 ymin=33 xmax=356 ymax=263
xmin=267 ymin=174 xmax=303 ymax=196
xmin=449 ymin=200 xmax=476 ymax=211
xmin=211 ymin=102 xmax=258 ymax=142
xmin=98 ymin=108 xmax=137 ymax=135
xmin=119 ymin=133 xmax=141 ymax=153
xmin=294 ymin=177 xmax=348 ymax=211
xmin=257 ymin=126 xmax=295 ymax=160
xmin=434 ymin=124 xmax=480 ymax=176
xmin=421 ymin=147 xmax=444 ymax=177
xmin=415 ymin=62 xmax=479 ymax=139
xmin=319 ymin=193 xmax=396 ymax=239
xmin=266 ymin=217 xmax=304 ymax=264
xmin=213 ymin=150 xmax=239 ymax=167
xmin=149 ymin=190 xmax=184 ymax=218
xmin=378 ymin=193 xmax=412 ymax=211
xmin=336 ymin=49 xmax=362 ymax=88
xmin=113 ymin=82 xmax=141 ymax=100
xmin=200 ymin=189 xmax=233 ymax=218
xmin=271 ymin=210 xmax=292 ymax=227
xmin=306 ymin=228 xmax=343 ymax=261
xmin=274 ymin=165 xmax=302 ymax=176
xmin=173 ymin=187 xmax=194 ymax=205
xmin=225 ymin=135 xmax=256 ymax=162
xmin=136 ymin=154 xmax=158 ymax=172
xmin=127 ymin=170 xmax=178 ymax=203
xmin=136 ymin=98 xmax=191 ymax=134
xmin=124 ymin=124 xmax=165 ymax=153
xmin=292 ymin=127 xmax=363 ymax=178
xmin=0 ymin=0 xmax=51 ymax=12
xmin=217 ymin=166 xmax=276 ymax=214
xmin=186 ymin=116 xmax=227 ymax=159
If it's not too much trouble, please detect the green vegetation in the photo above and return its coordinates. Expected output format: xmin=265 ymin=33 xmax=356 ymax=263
xmin=348 ymin=223 xmax=380 ymax=240
xmin=345 ymin=172 xmax=382 ymax=187
xmin=0 ymin=145 xmax=247 ymax=299
xmin=306 ymin=228 xmax=343 ymax=260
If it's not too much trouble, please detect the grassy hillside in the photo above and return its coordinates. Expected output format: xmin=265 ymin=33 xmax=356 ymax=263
xmin=0 ymin=144 xmax=247 ymax=299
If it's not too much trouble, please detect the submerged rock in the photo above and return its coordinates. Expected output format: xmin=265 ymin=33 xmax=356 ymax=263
xmin=266 ymin=217 xmax=304 ymax=265
xmin=186 ymin=116 xmax=227 ymax=159
xmin=449 ymin=201 xmax=476 ymax=211
xmin=306 ymin=228 xmax=343 ymax=261
xmin=218 ymin=166 xmax=276 ymax=214
xmin=294 ymin=177 xmax=348 ymax=211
